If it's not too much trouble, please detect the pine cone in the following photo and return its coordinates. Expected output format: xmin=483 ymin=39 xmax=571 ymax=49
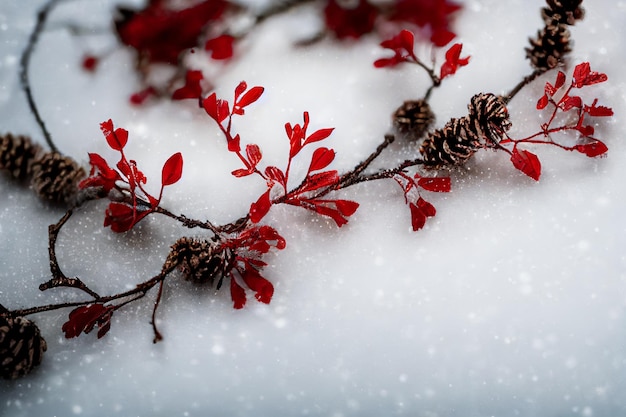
xmin=542 ymin=0 xmax=584 ymax=25
xmin=170 ymin=237 xmax=235 ymax=287
xmin=526 ymin=22 xmax=572 ymax=70
xmin=0 ymin=134 xmax=43 ymax=180
xmin=30 ymin=152 xmax=86 ymax=205
xmin=0 ymin=315 xmax=47 ymax=380
xmin=393 ymin=100 xmax=435 ymax=141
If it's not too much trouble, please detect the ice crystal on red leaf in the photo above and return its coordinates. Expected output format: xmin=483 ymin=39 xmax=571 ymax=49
xmin=324 ymin=0 xmax=378 ymax=39
xmin=115 ymin=0 xmax=228 ymax=64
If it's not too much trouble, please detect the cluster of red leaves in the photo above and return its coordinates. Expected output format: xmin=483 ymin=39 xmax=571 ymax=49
xmin=204 ymin=81 xmax=359 ymax=227
xmin=114 ymin=0 xmax=228 ymax=65
xmin=374 ymin=29 xmax=469 ymax=80
xmin=224 ymin=225 xmax=286 ymax=309
xmin=501 ymin=62 xmax=613 ymax=181
xmin=79 ymin=119 xmax=183 ymax=232
xmin=393 ymin=173 xmax=451 ymax=231
xmin=324 ymin=0 xmax=461 ymax=46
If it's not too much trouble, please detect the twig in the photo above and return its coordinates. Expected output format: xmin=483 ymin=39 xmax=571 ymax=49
xmin=19 ymin=0 xmax=63 ymax=153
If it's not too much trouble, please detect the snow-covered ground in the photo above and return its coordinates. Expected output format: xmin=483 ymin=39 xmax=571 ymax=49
xmin=1 ymin=0 xmax=625 ymax=416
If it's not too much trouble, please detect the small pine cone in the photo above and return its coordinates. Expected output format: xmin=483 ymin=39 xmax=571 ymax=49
xmin=526 ymin=23 xmax=572 ymax=70
xmin=393 ymin=100 xmax=435 ymax=140
xmin=0 ymin=134 xmax=43 ymax=180
xmin=542 ymin=0 xmax=584 ymax=25
xmin=30 ymin=152 xmax=86 ymax=205
xmin=0 ymin=315 xmax=47 ymax=380
xmin=170 ymin=237 xmax=235 ymax=287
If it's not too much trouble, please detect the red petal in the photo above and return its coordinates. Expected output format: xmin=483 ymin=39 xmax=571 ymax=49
xmin=510 ymin=148 xmax=541 ymax=181
xmin=161 ymin=152 xmax=183 ymax=186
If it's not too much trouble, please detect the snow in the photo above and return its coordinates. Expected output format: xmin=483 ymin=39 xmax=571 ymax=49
xmin=1 ymin=0 xmax=625 ymax=416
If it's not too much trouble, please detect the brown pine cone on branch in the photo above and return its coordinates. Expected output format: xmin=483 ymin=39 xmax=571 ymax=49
xmin=30 ymin=152 xmax=86 ymax=205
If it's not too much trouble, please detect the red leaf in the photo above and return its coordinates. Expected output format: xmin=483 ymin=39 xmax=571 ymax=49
xmin=62 ymin=304 xmax=111 ymax=339
xmin=573 ymin=62 xmax=608 ymax=88
xmin=265 ymin=166 xmax=286 ymax=187
xmin=409 ymin=203 xmax=427 ymax=231
xmin=241 ymin=268 xmax=274 ymax=304
xmin=305 ymin=128 xmax=335 ymax=145
xmin=335 ymin=199 xmax=359 ymax=216
xmin=536 ymin=94 xmax=549 ymax=110
xmin=554 ymin=71 xmax=567 ymax=90
xmin=250 ymin=188 xmax=272 ymax=223
xmin=79 ymin=152 xmax=122 ymax=192
xmin=234 ymin=81 xmax=247 ymax=100
xmin=202 ymin=93 xmax=218 ymax=120
xmin=204 ymin=34 xmax=235 ymax=60
xmin=585 ymin=100 xmax=614 ymax=117
xmin=510 ymin=148 xmax=541 ymax=181
xmin=307 ymin=147 xmax=335 ymax=174
xmin=416 ymin=197 xmax=436 ymax=217
xmin=574 ymin=141 xmax=608 ymax=157
xmin=237 ymin=86 xmax=264 ymax=109
xmin=576 ymin=124 xmax=595 ymax=137
xmin=100 ymin=119 xmax=128 ymax=151
xmin=417 ymin=177 xmax=451 ymax=192
xmin=310 ymin=203 xmax=349 ymax=227
xmin=230 ymin=278 xmax=246 ymax=309
xmin=324 ymin=0 xmax=378 ymax=39
xmin=440 ymin=43 xmax=470 ymax=79
xmin=258 ymin=225 xmax=287 ymax=250
xmin=161 ymin=152 xmax=183 ymax=186
xmin=246 ymin=144 xmax=262 ymax=167
xmin=560 ymin=95 xmax=582 ymax=111
xmin=232 ymin=168 xmax=253 ymax=177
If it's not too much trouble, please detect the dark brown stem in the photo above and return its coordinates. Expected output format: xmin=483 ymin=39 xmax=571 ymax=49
xmin=151 ymin=280 xmax=165 ymax=343
xmin=20 ymin=0 xmax=63 ymax=153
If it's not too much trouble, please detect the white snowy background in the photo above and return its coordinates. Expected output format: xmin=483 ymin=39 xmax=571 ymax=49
xmin=1 ymin=0 xmax=625 ymax=416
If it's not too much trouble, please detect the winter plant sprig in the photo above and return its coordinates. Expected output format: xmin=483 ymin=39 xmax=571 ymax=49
xmin=0 ymin=0 xmax=614 ymax=380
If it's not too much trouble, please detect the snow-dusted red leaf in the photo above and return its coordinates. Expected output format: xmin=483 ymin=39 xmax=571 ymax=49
xmin=585 ymin=100 xmax=614 ymax=117
xmin=576 ymin=124 xmax=595 ymax=137
xmin=510 ymin=148 xmax=541 ymax=181
xmin=161 ymin=152 xmax=183 ymax=186
xmin=417 ymin=177 xmax=451 ymax=192
xmin=258 ymin=225 xmax=286 ymax=250
xmin=246 ymin=144 xmax=262 ymax=167
xmin=231 ymin=167 xmax=254 ymax=177
xmin=228 ymin=134 xmax=241 ymax=153
xmin=230 ymin=278 xmax=246 ymax=309
xmin=250 ymin=188 xmax=272 ymax=223
xmin=265 ymin=166 xmax=286 ymax=187
xmin=574 ymin=141 xmax=608 ymax=157
xmin=307 ymin=147 xmax=335 ymax=174
xmin=561 ymin=95 xmax=582 ymax=111
xmin=536 ymin=94 xmax=549 ymax=110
